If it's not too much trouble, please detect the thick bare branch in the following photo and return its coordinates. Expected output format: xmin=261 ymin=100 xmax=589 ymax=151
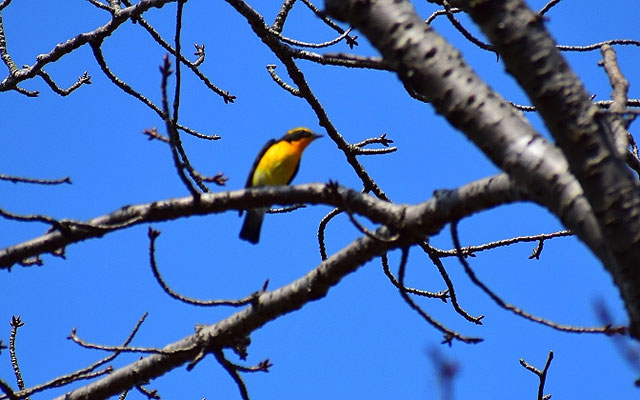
xmin=456 ymin=0 xmax=640 ymax=338
xmin=322 ymin=0 xmax=624 ymax=332
xmin=47 ymin=220 xmax=420 ymax=399
xmin=0 ymin=175 xmax=528 ymax=270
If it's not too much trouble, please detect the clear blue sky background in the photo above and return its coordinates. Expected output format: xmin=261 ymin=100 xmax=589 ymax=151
xmin=1 ymin=1 xmax=639 ymax=399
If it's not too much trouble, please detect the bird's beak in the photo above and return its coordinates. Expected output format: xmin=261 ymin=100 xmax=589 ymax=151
xmin=312 ymin=133 xmax=323 ymax=140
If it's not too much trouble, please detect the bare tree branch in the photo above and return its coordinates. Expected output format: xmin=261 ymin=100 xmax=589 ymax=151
xmin=455 ymin=0 xmax=640 ymax=338
xmin=51 ymin=223 xmax=430 ymax=399
xmin=36 ymin=69 xmax=91 ymax=96
xmin=519 ymin=350 xmax=554 ymax=400
xmin=0 ymin=174 xmax=71 ymax=185
xmin=147 ymin=227 xmax=266 ymax=307
xmin=0 ymin=175 xmax=528 ymax=270
xmin=450 ymin=220 xmax=625 ymax=335
xmin=0 ymin=0 xmax=175 ymax=92
xmin=6 ymin=314 xmax=149 ymax=399
xmin=8 ymin=317 xmax=25 ymax=392
xmin=395 ymin=247 xmax=483 ymax=344
xmin=323 ymin=0 xmax=610 ymax=274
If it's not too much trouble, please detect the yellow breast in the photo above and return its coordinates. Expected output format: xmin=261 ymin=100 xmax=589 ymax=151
xmin=252 ymin=140 xmax=303 ymax=186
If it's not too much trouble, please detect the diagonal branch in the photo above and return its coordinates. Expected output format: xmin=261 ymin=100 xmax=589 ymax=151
xmin=456 ymin=0 xmax=640 ymax=338
xmin=50 ymin=223 xmax=432 ymax=400
xmin=122 ymin=0 xmax=236 ymax=103
xmin=323 ymin=0 xmax=607 ymax=263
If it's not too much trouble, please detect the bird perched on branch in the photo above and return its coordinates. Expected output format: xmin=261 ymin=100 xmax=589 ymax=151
xmin=239 ymin=127 xmax=322 ymax=244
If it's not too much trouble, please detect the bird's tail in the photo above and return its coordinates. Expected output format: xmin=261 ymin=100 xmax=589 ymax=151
xmin=239 ymin=208 xmax=266 ymax=244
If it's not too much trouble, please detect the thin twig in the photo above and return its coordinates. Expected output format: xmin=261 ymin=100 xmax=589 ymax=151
xmin=425 ymin=7 xmax=461 ymax=25
xmin=266 ymin=64 xmax=301 ymax=96
xmin=85 ymin=0 xmax=111 ymax=11
xmin=509 ymin=101 xmax=537 ymax=112
xmin=318 ymin=208 xmax=342 ymax=260
xmin=267 ymin=204 xmax=305 ymax=214
xmin=36 ymin=69 xmax=91 ymax=96
xmin=0 ymin=174 xmax=71 ymax=185
xmin=450 ymin=221 xmax=626 ymax=335
xmin=538 ymin=0 xmax=563 ymax=16
xmin=396 ymin=247 xmax=483 ymax=345
xmin=213 ymin=349 xmax=250 ymax=400
xmin=419 ymin=243 xmax=484 ymax=324
xmin=430 ymin=230 xmax=573 ymax=258
xmin=272 ymin=0 xmax=296 ymax=33
xmin=160 ymin=55 xmax=202 ymax=196
xmin=120 ymin=0 xmax=235 ymax=104
xmin=226 ymin=358 xmax=272 ymax=373
xmin=12 ymin=86 xmax=38 ymax=97
xmin=135 ymin=385 xmax=160 ymax=399
xmin=142 ymin=127 xmax=169 ymax=142
xmin=163 ymin=1 xmax=218 ymax=191
xmin=519 ymin=351 xmax=554 ymax=400
xmin=353 ymin=133 xmax=394 ymax=148
xmin=558 ymin=39 xmax=640 ymax=52
xmin=172 ymin=0 xmax=184 ymax=124
xmin=443 ymin=2 xmax=496 ymax=56
xmin=192 ymin=43 xmax=205 ymax=66
xmin=597 ymin=99 xmax=640 ymax=109
xmin=351 ymin=133 xmax=397 ymax=155
xmin=352 ymin=147 xmax=398 ymax=156
xmin=299 ymin=0 xmax=358 ymax=49
xmin=0 ymin=0 xmax=176 ymax=92
xmin=0 ymin=11 xmax=18 ymax=74
xmin=271 ymin=27 xmax=353 ymax=49
xmin=9 ymin=317 xmax=26 ymax=391
xmin=0 ymin=207 xmax=65 ymax=229
xmin=147 ymin=227 xmax=265 ymax=306
xmin=381 ymin=253 xmax=449 ymax=300
xmin=90 ymin=42 xmax=213 ymax=140
xmin=6 ymin=314 xmax=148 ymax=400
xmin=295 ymin=51 xmax=392 ymax=70
xmin=68 ymin=327 xmax=196 ymax=355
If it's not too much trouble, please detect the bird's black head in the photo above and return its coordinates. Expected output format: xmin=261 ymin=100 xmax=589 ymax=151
xmin=281 ymin=127 xmax=323 ymax=142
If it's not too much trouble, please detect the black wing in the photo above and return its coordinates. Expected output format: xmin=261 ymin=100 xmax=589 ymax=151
xmin=240 ymin=138 xmax=277 ymax=217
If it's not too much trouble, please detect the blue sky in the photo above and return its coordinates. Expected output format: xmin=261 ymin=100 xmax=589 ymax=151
xmin=1 ymin=0 xmax=639 ymax=399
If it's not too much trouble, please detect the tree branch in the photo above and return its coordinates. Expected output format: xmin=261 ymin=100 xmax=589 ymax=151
xmin=457 ymin=0 xmax=640 ymax=338
xmin=323 ymin=0 xmax=609 ymax=271
xmin=0 ymin=0 xmax=175 ymax=92
xmin=0 ymin=175 xmax=528 ymax=270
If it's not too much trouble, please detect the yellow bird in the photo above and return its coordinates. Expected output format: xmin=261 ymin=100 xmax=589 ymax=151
xmin=239 ymin=127 xmax=322 ymax=244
